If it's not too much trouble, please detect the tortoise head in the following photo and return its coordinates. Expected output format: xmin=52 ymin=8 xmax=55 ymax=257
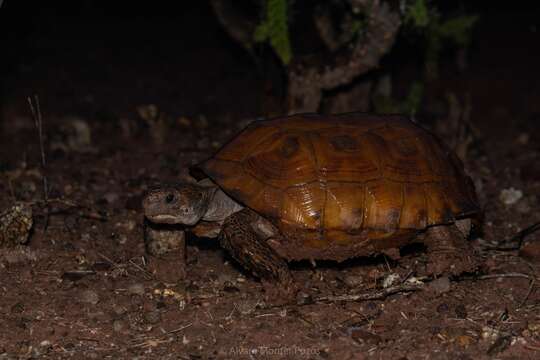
xmin=143 ymin=183 xmax=215 ymax=226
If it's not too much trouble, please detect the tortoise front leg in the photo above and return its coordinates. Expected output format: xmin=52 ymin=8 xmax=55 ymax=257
xmin=219 ymin=209 xmax=297 ymax=303
xmin=424 ymin=223 xmax=478 ymax=277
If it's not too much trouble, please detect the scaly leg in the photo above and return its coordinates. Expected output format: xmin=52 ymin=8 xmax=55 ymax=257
xmin=424 ymin=223 xmax=478 ymax=276
xmin=219 ymin=209 xmax=296 ymax=303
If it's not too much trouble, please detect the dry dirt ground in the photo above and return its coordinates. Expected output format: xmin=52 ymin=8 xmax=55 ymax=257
xmin=1 ymin=4 xmax=540 ymax=360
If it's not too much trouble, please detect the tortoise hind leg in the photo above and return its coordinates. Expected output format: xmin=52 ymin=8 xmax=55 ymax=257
xmin=424 ymin=223 xmax=478 ymax=276
xmin=219 ymin=209 xmax=297 ymax=303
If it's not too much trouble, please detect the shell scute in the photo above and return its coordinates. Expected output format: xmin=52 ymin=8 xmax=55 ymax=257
xmin=244 ymin=132 xmax=318 ymax=189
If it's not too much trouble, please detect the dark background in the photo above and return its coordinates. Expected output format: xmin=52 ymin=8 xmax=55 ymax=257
xmin=1 ymin=0 xmax=539 ymax=130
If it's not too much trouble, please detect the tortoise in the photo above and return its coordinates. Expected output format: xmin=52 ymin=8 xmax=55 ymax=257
xmin=143 ymin=113 xmax=479 ymax=299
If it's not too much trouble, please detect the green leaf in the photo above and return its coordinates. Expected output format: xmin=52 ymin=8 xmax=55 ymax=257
xmin=254 ymin=23 xmax=269 ymax=42
xmin=253 ymin=0 xmax=292 ymax=65
xmin=404 ymin=82 xmax=424 ymax=116
xmin=438 ymin=15 xmax=479 ymax=45
xmin=406 ymin=0 xmax=430 ymax=28
xmin=372 ymin=81 xmax=423 ymax=116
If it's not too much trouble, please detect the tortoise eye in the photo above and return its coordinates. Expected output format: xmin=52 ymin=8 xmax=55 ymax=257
xmin=165 ymin=193 xmax=175 ymax=203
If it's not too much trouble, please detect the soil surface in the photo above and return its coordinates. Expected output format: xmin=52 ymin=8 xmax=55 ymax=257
xmin=1 ymin=2 xmax=540 ymax=359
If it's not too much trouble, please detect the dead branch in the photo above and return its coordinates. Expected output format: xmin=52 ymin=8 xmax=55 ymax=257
xmin=519 ymin=279 xmax=535 ymax=308
xmin=209 ymin=0 xmax=401 ymax=114
xmin=45 ymin=198 xmax=108 ymax=222
xmin=96 ymin=252 xmax=154 ymax=280
xmin=28 ymin=95 xmax=49 ymax=229
xmin=209 ymin=0 xmax=258 ymax=56
xmin=313 ymin=1 xmax=356 ymax=52
xmin=314 ymin=283 xmax=422 ymax=304
xmin=470 ymin=272 xmax=536 ymax=281
xmin=460 ymin=272 xmax=538 ymax=308
xmin=482 ymin=221 xmax=540 ymax=251
xmin=287 ymin=1 xmax=401 ymax=113
xmin=129 ymin=323 xmax=193 ymax=348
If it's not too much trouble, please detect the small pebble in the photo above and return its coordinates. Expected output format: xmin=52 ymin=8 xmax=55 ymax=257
xmin=342 ymin=274 xmax=364 ymax=288
xmin=455 ymin=304 xmax=468 ymax=319
xmin=481 ymin=326 xmax=499 ymax=340
xmin=10 ymin=302 xmax=25 ymax=314
xmin=197 ymin=115 xmax=209 ymax=129
xmin=296 ymin=291 xmax=314 ymax=305
xmin=113 ymin=319 xmax=126 ymax=332
xmin=456 ymin=335 xmax=475 ymax=347
xmin=87 ymin=311 xmax=106 ymax=321
xmin=84 ymin=351 xmax=99 ymax=359
xmin=103 ymin=192 xmax=120 ymax=204
xmin=234 ymin=300 xmax=258 ymax=315
xmin=31 ymin=347 xmax=44 ymax=358
xmin=487 ymin=336 xmax=512 ymax=355
xmin=186 ymin=282 xmax=199 ymax=291
xmin=20 ymin=181 xmax=37 ymax=196
xmin=116 ymin=219 xmax=137 ymax=232
xmin=436 ymin=303 xmax=449 ymax=314
xmin=196 ymin=138 xmax=209 ymax=149
xmin=499 ymin=188 xmax=523 ymax=205
xmin=527 ymin=322 xmax=540 ymax=334
xmin=515 ymin=197 xmax=531 ymax=213
xmin=144 ymin=310 xmax=161 ymax=324
xmin=519 ymin=242 xmax=540 ymax=264
xmin=39 ymin=340 xmax=52 ymax=349
xmin=80 ymin=290 xmax=99 ymax=305
xmin=348 ymin=328 xmax=382 ymax=345
xmin=517 ymin=133 xmax=529 ymax=145
xmin=428 ymin=277 xmax=451 ymax=295
xmin=127 ymin=283 xmax=145 ymax=296
xmin=64 ymin=184 xmax=74 ymax=196
xmin=112 ymin=305 xmax=127 ymax=316
xmin=216 ymin=273 xmax=235 ymax=284
xmin=177 ymin=117 xmax=192 ymax=127
xmin=117 ymin=233 xmax=128 ymax=245
xmin=382 ymin=273 xmax=400 ymax=288
xmin=222 ymin=281 xmax=240 ymax=293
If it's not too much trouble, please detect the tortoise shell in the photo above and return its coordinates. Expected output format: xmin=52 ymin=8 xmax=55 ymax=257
xmin=201 ymin=113 xmax=479 ymax=261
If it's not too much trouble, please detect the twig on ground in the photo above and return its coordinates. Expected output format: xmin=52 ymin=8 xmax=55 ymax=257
xmin=128 ymin=257 xmax=154 ymax=280
xmin=96 ymin=252 xmax=133 ymax=279
xmin=314 ymin=283 xmax=422 ymax=304
xmin=7 ymin=178 xmax=16 ymax=200
xmin=472 ymin=272 xmax=536 ymax=281
xmin=460 ymin=272 xmax=538 ymax=308
xmin=45 ymin=198 xmax=108 ymax=221
xmin=525 ymin=343 xmax=540 ymax=352
xmin=129 ymin=323 xmax=193 ymax=348
xmin=483 ymin=221 xmax=540 ymax=251
xmin=28 ymin=95 xmax=49 ymax=229
xmin=76 ymin=337 xmax=101 ymax=343
xmin=96 ymin=253 xmax=154 ymax=280
xmin=290 ymin=272 xmax=536 ymax=306
xmin=519 ymin=279 xmax=535 ymax=309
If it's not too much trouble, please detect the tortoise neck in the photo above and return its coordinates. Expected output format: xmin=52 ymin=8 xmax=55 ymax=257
xmin=202 ymin=187 xmax=244 ymax=223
